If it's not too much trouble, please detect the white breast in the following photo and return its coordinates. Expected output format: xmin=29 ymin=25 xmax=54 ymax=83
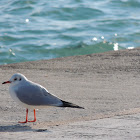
xmin=9 ymin=86 xmax=30 ymax=108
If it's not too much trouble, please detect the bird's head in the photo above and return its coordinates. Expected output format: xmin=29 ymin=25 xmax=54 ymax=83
xmin=2 ymin=73 xmax=27 ymax=86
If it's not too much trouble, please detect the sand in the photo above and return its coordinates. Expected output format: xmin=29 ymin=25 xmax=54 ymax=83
xmin=0 ymin=48 xmax=140 ymax=139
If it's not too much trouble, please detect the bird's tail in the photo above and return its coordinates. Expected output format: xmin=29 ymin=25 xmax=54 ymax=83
xmin=61 ymin=100 xmax=84 ymax=109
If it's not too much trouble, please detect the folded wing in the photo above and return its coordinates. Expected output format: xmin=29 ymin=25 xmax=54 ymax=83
xmin=15 ymin=83 xmax=63 ymax=107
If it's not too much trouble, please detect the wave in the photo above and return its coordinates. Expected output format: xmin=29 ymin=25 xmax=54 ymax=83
xmin=0 ymin=41 xmax=125 ymax=65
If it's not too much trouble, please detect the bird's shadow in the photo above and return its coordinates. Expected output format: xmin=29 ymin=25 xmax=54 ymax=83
xmin=0 ymin=124 xmax=48 ymax=132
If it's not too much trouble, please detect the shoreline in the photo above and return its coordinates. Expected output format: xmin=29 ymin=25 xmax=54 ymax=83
xmin=0 ymin=48 xmax=140 ymax=139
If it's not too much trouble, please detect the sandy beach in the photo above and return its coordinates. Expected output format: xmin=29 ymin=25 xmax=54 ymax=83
xmin=0 ymin=48 xmax=140 ymax=139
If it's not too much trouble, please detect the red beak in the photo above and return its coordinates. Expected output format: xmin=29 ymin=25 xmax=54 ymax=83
xmin=2 ymin=81 xmax=11 ymax=84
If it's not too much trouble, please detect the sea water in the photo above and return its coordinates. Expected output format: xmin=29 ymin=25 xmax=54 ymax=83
xmin=0 ymin=0 xmax=140 ymax=65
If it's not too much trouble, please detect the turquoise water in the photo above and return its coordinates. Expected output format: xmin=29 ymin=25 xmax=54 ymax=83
xmin=0 ymin=0 xmax=140 ymax=65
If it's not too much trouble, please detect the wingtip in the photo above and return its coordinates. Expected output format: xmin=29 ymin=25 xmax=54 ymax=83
xmin=61 ymin=100 xmax=84 ymax=109
xmin=79 ymin=106 xmax=85 ymax=109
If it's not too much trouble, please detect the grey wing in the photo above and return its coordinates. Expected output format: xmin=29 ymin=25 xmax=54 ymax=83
xmin=15 ymin=84 xmax=63 ymax=106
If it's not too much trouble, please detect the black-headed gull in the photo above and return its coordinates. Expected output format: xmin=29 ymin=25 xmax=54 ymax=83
xmin=2 ymin=73 xmax=84 ymax=123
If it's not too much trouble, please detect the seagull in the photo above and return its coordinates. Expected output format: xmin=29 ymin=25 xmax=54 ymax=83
xmin=2 ymin=73 xmax=84 ymax=123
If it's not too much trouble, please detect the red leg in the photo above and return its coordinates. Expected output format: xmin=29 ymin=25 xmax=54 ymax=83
xmin=28 ymin=109 xmax=36 ymax=122
xmin=18 ymin=109 xmax=28 ymax=123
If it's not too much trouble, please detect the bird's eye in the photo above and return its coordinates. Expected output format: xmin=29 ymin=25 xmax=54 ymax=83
xmin=14 ymin=78 xmax=17 ymax=81
xmin=19 ymin=78 xmax=21 ymax=81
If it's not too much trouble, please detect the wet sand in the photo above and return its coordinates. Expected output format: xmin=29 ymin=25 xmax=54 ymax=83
xmin=0 ymin=48 xmax=140 ymax=139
